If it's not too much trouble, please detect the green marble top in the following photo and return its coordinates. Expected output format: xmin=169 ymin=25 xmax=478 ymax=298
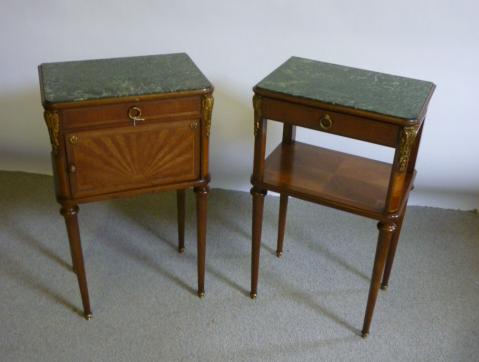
xmin=255 ymin=57 xmax=435 ymax=120
xmin=39 ymin=53 xmax=212 ymax=104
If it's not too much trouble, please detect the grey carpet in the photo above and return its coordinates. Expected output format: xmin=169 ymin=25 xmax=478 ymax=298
xmin=0 ymin=171 xmax=478 ymax=361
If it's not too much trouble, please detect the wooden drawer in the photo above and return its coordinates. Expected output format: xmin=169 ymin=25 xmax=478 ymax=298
xmin=64 ymin=118 xmax=200 ymax=198
xmin=61 ymin=96 xmax=201 ymax=130
xmin=262 ymin=98 xmax=399 ymax=147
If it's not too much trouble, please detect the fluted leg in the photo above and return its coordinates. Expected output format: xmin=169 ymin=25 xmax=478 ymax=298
xmin=361 ymin=221 xmax=395 ymax=337
xmin=194 ymin=187 xmax=208 ymax=298
xmin=177 ymin=189 xmax=186 ymax=253
xmin=381 ymin=209 xmax=407 ymax=290
xmin=250 ymin=188 xmax=266 ymax=299
xmin=276 ymin=193 xmax=288 ymax=257
xmin=60 ymin=205 xmax=92 ymax=320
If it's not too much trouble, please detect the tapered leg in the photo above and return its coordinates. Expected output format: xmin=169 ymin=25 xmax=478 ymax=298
xmin=250 ymin=188 xmax=266 ymax=299
xmin=276 ymin=193 xmax=288 ymax=257
xmin=381 ymin=209 xmax=407 ymax=290
xmin=67 ymin=231 xmax=77 ymax=274
xmin=194 ymin=187 xmax=208 ymax=298
xmin=60 ymin=205 xmax=92 ymax=320
xmin=177 ymin=189 xmax=186 ymax=253
xmin=361 ymin=221 xmax=395 ymax=337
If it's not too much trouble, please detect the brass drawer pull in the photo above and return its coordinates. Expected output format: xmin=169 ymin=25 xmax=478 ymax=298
xmin=128 ymin=106 xmax=145 ymax=126
xmin=69 ymin=135 xmax=79 ymax=144
xmin=190 ymin=121 xmax=198 ymax=129
xmin=320 ymin=114 xmax=333 ymax=130
xmin=68 ymin=164 xmax=77 ymax=173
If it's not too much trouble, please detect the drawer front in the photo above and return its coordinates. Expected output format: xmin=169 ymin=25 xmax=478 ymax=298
xmin=62 ymin=96 xmax=201 ymax=130
xmin=65 ymin=119 xmax=200 ymax=198
xmin=262 ymin=98 xmax=399 ymax=147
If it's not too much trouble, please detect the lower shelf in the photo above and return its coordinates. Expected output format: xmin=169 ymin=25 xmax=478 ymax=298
xmin=262 ymin=142 xmax=413 ymax=218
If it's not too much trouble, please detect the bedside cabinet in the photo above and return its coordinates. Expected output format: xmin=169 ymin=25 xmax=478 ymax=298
xmin=39 ymin=53 xmax=214 ymax=319
xmin=250 ymin=56 xmax=435 ymax=337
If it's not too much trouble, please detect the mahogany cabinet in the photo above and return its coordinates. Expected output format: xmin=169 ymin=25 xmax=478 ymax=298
xmin=250 ymin=56 xmax=435 ymax=337
xmin=39 ymin=53 xmax=213 ymax=319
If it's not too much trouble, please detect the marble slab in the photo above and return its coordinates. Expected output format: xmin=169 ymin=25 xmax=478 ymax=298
xmin=256 ymin=57 xmax=435 ymax=120
xmin=40 ymin=53 xmax=212 ymax=104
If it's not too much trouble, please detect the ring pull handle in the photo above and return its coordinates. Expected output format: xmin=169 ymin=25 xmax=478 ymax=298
xmin=128 ymin=106 xmax=145 ymax=127
xmin=319 ymin=114 xmax=333 ymax=130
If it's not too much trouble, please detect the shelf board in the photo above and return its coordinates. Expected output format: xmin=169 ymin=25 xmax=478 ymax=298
xmin=262 ymin=142 xmax=413 ymax=218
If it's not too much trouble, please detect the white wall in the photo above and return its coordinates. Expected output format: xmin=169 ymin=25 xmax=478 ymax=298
xmin=1 ymin=0 xmax=478 ymax=210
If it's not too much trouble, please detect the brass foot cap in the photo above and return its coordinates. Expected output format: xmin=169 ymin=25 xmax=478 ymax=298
xmin=198 ymin=291 xmax=205 ymax=298
xmin=85 ymin=314 xmax=92 ymax=320
xmin=276 ymin=251 xmax=283 ymax=257
xmin=361 ymin=332 xmax=368 ymax=339
xmin=250 ymin=292 xmax=257 ymax=299
xmin=179 ymin=247 xmax=185 ymax=254
xmin=381 ymin=284 xmax=388 ymax=291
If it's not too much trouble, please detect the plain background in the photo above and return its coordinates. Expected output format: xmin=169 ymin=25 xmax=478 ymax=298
xmin=1 ymin=0 xmax=478 ymax=210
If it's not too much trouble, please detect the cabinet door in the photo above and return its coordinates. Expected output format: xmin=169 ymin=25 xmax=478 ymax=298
xmin=65 ymin=119 xmax=200 ymax=197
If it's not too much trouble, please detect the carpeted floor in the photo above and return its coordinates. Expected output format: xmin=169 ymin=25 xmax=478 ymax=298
xmin=0 ymin=171 xmax=478 ymax=361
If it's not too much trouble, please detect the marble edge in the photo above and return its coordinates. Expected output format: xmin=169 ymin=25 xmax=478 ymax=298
xmin=40 ymin=88 xmax=214 ymax=110
xmin=41 ymin=86 xmax=214 ymax=106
